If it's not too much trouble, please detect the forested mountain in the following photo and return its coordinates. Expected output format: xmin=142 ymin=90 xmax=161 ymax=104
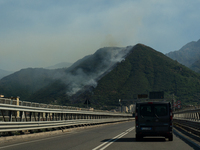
xmin=0 ymin=46 xmax=132 ymax=103
xmin=0 ymin=68 xmax=57 ymax=99
xmin=29 ymin=44 xmax=200 ymax=108
xmin=1 ymin=44 xmax=200 ymax=109
xmin=88 ymin=44 xmax=200 ymax=108
xmin=28 ymin=46 xmax=132 ymax=104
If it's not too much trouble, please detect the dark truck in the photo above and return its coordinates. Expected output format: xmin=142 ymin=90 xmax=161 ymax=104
xmin=135 ymin=102 xmax=173 ymax=141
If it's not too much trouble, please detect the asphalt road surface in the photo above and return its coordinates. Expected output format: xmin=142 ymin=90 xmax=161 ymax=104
xmin=0 ymin=121 xmax=199 ymax=150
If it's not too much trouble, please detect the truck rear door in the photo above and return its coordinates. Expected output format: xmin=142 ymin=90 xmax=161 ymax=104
xmin=153 ymin=104 xmax=170 ymax=132
xmin=138 ymin=103 xmax=169 ymax=132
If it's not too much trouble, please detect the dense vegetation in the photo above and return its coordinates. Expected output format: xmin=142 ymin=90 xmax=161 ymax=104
xmin=90 ymin=44 xmax=200 ymax=108
xmin=1 ymin=44 xmax=200 ymax=109
xmin=0 ymin=68 xmax=57 ymax=99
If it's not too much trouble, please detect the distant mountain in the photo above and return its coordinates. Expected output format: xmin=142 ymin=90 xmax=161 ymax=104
xmin=190 ymin=59 xmax=200 ymax=73
xmin=0 ymin=46 xmax=132 ymax=103
xmin=1 ymin=44 xmax=200 ymax=109
xmin=23 ymin=44 xmax=200 ymax=108
xmin=28 ymin=46 xmax=132 ymax=104
xmin=166 ymin=39 xmax=200 ymax=69
xmin=0 ymin=68 xmax=58 ymax=99
xmin=46 ymin=62 xmax=72 ymax=69
xmin=0 ymin=69 xmax=13 ymax=79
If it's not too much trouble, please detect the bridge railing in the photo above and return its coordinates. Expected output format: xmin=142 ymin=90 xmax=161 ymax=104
xmin=0 ymin=98 xmax=133 ymax=133
xmin=173 ymin=107 xmax=200 ymax=136
xmin=0 ymin=98 xmax=104 ymax=111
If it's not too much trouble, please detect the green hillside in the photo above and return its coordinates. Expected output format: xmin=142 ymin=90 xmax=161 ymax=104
xmin=90 ymin=44 xmax=200 ymax=108
xmin=0 ymin=68 xmax=57 ymax=99
xmin=1 ymin=44 xmax=200 ymax=109
xmin=0 ymin=46 xmax=129 ymax=103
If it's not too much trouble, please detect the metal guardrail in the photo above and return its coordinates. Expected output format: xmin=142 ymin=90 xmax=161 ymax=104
xmin=0 ymin=103 xmax=129 ymax=116
xmin=173 ymin=119 xmax=200 ymax=136
xmin=174 ymin=108 xmax=200 ymax=121
xmin=0 ymin=118 xmax=132 ymax=133
xmin=0 ymin=98 xmax=112 ymax=113
xmin=173 ymin=108 xmax=200 ymax=136
xmin=175 ymin=105 xmax=200 ymax=112
xmin=0 ymin=97 xmax=132 ymax=133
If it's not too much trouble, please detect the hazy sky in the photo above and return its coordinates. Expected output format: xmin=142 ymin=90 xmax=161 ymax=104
xmin=1 ymin=0 xmax=200 ymax=71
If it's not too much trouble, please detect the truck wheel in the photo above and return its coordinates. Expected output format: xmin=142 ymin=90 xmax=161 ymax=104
xmin=136 ymin=134 xmax=141 ymax=141
xmin=169 ymin=134 xmax=173 ymax=141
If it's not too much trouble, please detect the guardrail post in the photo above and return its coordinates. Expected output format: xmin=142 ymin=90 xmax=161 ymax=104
xmin=33 ymin=112 xmax=36 ymax=121
xmin=30 ymin=112 xmax=32 ymax=121
xmin=59 ymin=113 xmax=61 ymax=120
xmin=42 ymin=112 xmax=45 ymax=121
xmin=45 ymin=113 xmax=48 ymax=121
xmin=14 ymin=111 xmax=17 ymax=121
xmin=38 ymin=112 xmax=40 ymax=121
xmin=1 ymin=110 xmax=6 ymax=122
xmin=20 ymin=111 xmax=22 ymax=122
xmin=75 ymin=114 xmax=77 ymax=119
xmin=61 ymin=113 xmax=63 ymax=120
xmin=64 ymin=113 xmax=67 ymax=120
xmin=52 ymin=113 xmax=55 ymax=121
xmin=55 ymin=113 xmax=58 ymax=120
xmin=192 ymin=113 xmax=194 ymax=121
xmin=17 ymin=97 xmax=19 ymax=117
xmin=9 ymin=110 xmax=12 ymax=122
xmin=24 ymin=112 xmax=27 ymax=122
xmin=57 ymin=113 xmax=59 ymax=120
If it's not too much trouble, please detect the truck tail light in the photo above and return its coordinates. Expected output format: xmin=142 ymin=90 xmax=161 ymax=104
xmin=170 ymin=110 xmax=173 ymax=127
xmin=170 ymin=110 xmax=173 ymax=121
xmin=135 ymin=112 xmax=138 ymax=121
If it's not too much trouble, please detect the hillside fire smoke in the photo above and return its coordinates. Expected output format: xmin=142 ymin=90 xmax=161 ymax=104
xmin=54 ymin=46 xmax=133 ymax=96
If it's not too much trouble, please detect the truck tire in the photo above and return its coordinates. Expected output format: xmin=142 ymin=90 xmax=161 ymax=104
xmin=169 ymin=134 xmax=173 ymax=141
xmin=136 ymin=134 xmax=142 ymax=141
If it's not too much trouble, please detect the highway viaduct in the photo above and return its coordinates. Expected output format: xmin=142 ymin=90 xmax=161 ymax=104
xmin=0 ymin=97 xmax=199 ymax=150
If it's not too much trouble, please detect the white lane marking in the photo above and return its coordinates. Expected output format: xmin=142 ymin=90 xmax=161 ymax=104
xmin=92 ymin=132 xmax=126 ymax=150
xmin=92 ymin=127 xmax=135 ymax=150
xmin=99 ymin=132 xmax=128 ymax=150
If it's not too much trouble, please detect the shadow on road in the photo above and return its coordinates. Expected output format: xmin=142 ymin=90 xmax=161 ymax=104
xmin=101 ymin=137 xmax=166 ymax=142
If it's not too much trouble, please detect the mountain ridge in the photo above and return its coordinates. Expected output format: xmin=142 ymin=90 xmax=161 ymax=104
xmin=0 ymin=69 xmax=13 ymax=80
xmin=0 ymin=46 xmax=132 ymax=102
xmin=46 ymin=62 xmax=73 ymax=69
xmin=89 ymin=44 xmax=200 ymax=108
xmin=1 ymin=43 xmax=200 ymax=109
xmin=166 ymin=39 xmax=200 ymax=69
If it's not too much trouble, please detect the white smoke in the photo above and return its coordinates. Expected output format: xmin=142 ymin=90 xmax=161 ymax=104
xmin=53 ymin=46 xmax=133 ymax=96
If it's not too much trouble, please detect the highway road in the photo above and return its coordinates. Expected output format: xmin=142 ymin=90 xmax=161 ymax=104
xmin=0 ymin=121 xmax=199 ymax=150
